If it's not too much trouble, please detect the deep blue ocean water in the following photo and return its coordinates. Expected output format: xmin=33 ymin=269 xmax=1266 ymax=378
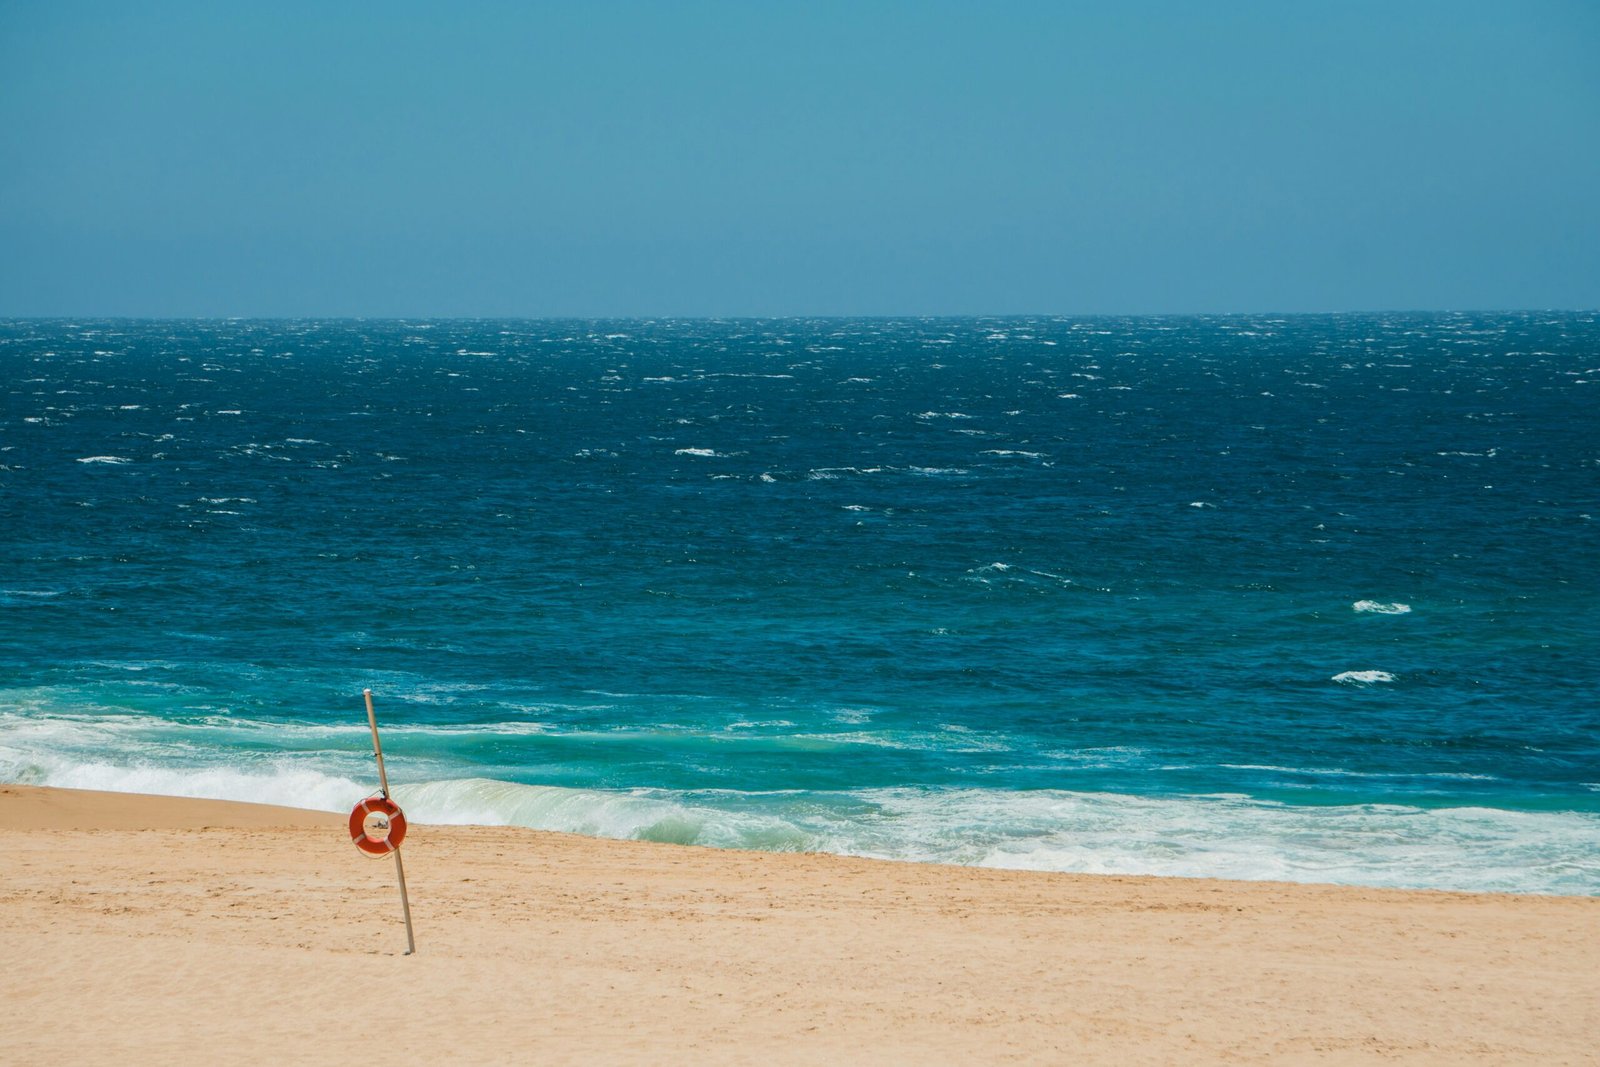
xmin=3 ymin=314 xmax=1597 ymax=893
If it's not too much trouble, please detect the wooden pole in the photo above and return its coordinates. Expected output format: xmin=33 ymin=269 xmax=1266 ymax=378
xmin=364 ymin=688 xmax=415 ymax=955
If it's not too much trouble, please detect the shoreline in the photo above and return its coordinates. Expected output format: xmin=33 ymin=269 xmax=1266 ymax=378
xmin=4 ymin=783 xmax=1598 ymax=1063
xmin=6 ymin=782 xmax=1594 ymax=898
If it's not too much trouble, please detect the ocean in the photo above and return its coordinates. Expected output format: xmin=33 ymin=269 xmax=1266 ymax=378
xmin=2 ymin=313 xmax=1597 ymax=894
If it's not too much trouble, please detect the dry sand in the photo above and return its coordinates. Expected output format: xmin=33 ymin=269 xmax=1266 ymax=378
xmin=2 ymin=784 xmax=1596 ymax=1065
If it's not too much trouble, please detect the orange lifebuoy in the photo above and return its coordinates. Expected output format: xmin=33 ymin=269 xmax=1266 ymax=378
xmin=349 ymin=795 xmax=407 ymax=856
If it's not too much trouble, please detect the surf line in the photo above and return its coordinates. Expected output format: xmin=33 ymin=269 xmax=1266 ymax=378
xmin=350 ymin=688 xmax=416 ymax=955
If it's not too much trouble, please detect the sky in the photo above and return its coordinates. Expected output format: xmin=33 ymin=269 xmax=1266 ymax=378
xmin=1 ymin=1 xmax=1597 ymax=317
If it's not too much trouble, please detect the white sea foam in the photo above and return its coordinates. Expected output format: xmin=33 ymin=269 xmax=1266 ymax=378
xmin=1217 ymin=763 xmax=1497 ymax=783
xmin=2 ymin=683 xmax=1594 ymax=895
xmin=790 ymin=730 xmax=1013 ymax=755
xmin=384 ymin=781 xmax=1600 ymax=895
xmin=47 ymin=761 xmax=362 ymax=812
xmin=1332 ymin=670 xmax=1397 ymax=685
xmin=965 ymin=562 xmax=1076 ymax=589
xmin=0 ymin=724 xmax=1596 ymax=894
xmin=674 ymin=448 xmax=732 ymax=457
xmin=1353 ymin=600 xmax=1411 ymax=614
xmin=76 ymin=455 xmax=131 ymax=464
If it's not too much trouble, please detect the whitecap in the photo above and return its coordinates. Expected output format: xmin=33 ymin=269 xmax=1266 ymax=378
xmin=1353 ymin=600 xmax=1411 ymax=615
xmin=75 ymin=455 xmax=131 ymax=464
xmin=806 ymin=466 xmax=882 ymax=480
xmin=0 ymin=590 xmax=65 ymax=605
xmin=1332 ymin=670 xmax=1396 ymax=685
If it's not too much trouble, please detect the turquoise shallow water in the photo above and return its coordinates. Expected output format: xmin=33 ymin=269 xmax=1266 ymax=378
xmin=2 ymin=314 xmax=1597 ymax=892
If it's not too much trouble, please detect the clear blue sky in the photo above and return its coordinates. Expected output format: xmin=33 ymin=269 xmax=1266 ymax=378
xmin=2 ymin=1 xmax=1597 ymax=316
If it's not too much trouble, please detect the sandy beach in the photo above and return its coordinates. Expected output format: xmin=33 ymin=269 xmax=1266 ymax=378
xmin=2 ymin=785 xmax=1595 ymax=1065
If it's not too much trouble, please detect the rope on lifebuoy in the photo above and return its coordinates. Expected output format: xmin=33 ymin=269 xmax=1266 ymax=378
xmin=349 ymin=795 xmax=407 ymax=857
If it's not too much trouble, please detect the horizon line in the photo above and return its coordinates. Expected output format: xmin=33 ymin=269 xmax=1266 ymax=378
xmin=3 ymin=306 xmax=1596 ymax=324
